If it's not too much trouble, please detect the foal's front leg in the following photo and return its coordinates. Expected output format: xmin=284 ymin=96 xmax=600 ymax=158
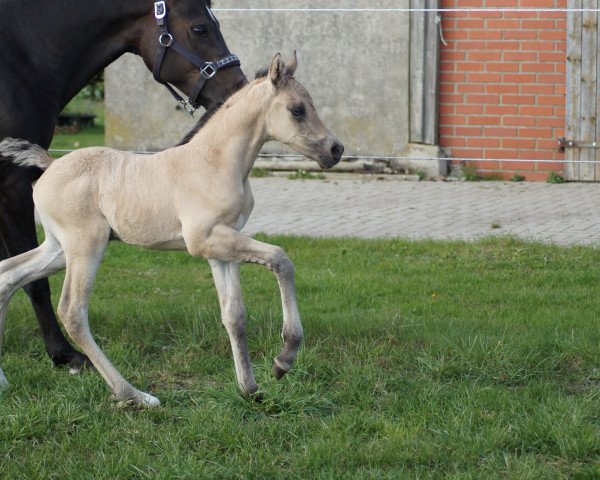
xmin=189 ymin=225 xmax=303 ymax=385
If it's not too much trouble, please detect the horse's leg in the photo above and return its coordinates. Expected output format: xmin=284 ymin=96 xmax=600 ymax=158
xmin=208 ymin=259 xmax=258 ymax=395
xmin=0 ymin=235 xmax=66 ymax=389
xmin=187 ymin=226 xmax=303 ymax=382
xmin=0 ymin=172 xmax=88 ymax=371
xmin=57 ymin=235 xmax=159 ymax=406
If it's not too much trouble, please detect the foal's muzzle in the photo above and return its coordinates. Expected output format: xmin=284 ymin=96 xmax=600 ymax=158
xmin=318 ymin=137 xmax=344 ymax=169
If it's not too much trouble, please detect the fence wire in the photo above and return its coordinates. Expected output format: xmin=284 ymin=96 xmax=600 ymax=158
xmin=212 ymin=8 xmax=600 ymax=13
xmin=47 ymin=150 xmax=595 ymax=165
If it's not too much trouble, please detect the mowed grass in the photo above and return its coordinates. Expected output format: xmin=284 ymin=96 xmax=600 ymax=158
xmin=1 ymin=235 xmax=600 ymax=479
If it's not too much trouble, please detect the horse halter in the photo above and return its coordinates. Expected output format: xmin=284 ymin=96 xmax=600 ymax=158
xmin=152 ymin=1 xmax=241 ymax=117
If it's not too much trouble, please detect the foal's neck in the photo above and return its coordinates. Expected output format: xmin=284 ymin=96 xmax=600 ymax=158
xmin=189 ymin=82 xmax=271 ymax=179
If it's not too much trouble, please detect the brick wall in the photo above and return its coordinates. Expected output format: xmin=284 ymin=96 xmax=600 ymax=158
xmin=438 ymin=0 xmax=567 ymax=181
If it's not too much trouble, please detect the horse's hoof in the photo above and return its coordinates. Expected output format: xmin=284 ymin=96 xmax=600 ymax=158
xmin=52 ymin=350 xmax=93 ymax=373
xmin=251 ymin=391 xmax=264 ymax=403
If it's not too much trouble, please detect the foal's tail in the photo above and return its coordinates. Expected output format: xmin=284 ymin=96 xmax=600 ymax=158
xmin=0 ymin=138 xmax=53 ymax=170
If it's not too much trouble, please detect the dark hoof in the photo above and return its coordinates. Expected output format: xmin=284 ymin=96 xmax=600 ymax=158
xmin=52 ymin=350 xmax=94 ymax=373
xmin=252 ymin=392 xmax=264 ymax=403
xmin=273 ymin=364 xmax=288 ymax=380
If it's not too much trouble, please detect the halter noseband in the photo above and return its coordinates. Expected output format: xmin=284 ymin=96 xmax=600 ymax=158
xmin=152 ymin=1 xmax=241 ymax=117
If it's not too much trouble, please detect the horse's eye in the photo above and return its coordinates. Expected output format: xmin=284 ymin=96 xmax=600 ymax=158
xmin=191 ymin=25 xmax=207 ymax=36
xmin=289 ymin=105 xmax=306 ymax=119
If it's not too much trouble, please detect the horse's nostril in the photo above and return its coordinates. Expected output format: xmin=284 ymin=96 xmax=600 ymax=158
xmin=330 ymin=142 xmax=344 ymax=161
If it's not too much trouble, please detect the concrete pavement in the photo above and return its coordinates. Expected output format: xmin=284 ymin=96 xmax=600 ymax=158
xmin=243 ymin=176 xmax=600 ymax=246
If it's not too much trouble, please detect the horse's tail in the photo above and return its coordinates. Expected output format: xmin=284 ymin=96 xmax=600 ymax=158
xmin=0 ymin=138 xmax=53 ymax=170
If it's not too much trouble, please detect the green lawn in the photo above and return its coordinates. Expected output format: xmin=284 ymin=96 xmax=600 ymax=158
xmin=49 ymin=97 xmax=105 ymax=155
xmin=1 ymin=236 xmax=599 ymax=478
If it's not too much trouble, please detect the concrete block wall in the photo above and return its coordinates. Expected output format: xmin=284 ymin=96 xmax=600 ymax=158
xmin=438 ymin=0 xmax=567 ymax=181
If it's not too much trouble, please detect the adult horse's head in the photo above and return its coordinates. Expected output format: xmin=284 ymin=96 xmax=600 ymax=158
xmin=137 ymin=0 xmax=247 ymax=112
xmin=262 ymin=53 xmax=344 ymax=169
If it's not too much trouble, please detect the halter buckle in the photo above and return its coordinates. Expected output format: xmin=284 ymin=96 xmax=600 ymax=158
xmin=200 ymin=63 xmax=217 ymax=80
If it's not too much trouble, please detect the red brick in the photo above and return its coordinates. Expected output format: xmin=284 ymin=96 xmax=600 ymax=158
xmin=457 ymin=19 xmax=485 ymax=29
xmin=483 ymin=127 xmax=518 ymax=137
xmin=538 ymin=95 xmax=565 ymax=106
xmin=466 ymin=94 xmax=500 ymax=104
xmin=455 ymin=127 xmax=483 ymax=136
xmin=503 ymin=52 xmax=538 ymax=62
xmin=457 ymin=62 xmax=486 ymax=72
xmin=520 ymin=84 xmax=555 ymax=95
xmin=502 ymin=138 xmax=536 ymax=149
xmin=522 ymin=63 xmax=555 ymax=73
xmin=486 ymin=19 xmax=520 ymax=29
xmin=502 ymin=95 xmax=536 ymax=105
xmin=456 ymin=105 xmax=484 ymax=115
xmin=457 ymin=83 xmax=485 ymax=93
xmin=503 ymin=116 xmax=537 ymax=126
xmin=468 ymin=51 xmax=502 ymax=61
xmin=485 ymin=105 xmax=519 ymax=115
xmin=485 ymin=84 xmax=520 ymax=94
xmin=486 ymin=62 xmax=520 ymax=73
xmin=466 ymin=138 xmax=500 ymax=148
xmin=502 ymin=73 xmax=537 ymax=83
xmin=502 ymin=30 xmax=539 ymax=40
xmin=469 ymin=30 xmax=502 ymax=40
xmin=519 ymin=128 xmax=554 ymax=138
xmin=468 ymin=115 xmax=502 ymax=126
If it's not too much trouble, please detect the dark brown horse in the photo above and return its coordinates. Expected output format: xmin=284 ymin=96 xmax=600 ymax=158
xmin=0 ymin=0 xmax=247 ymax=371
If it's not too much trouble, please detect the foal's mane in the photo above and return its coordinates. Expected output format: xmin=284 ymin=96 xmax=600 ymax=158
xmin=176 ymin=68 xmax=269 ymax=147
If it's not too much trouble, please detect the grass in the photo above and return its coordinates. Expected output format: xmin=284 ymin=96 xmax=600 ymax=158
xmin=49 ymin=96 xmax=105 ymax=156
xmin=1 ymin=235 xmax=600 ymax=478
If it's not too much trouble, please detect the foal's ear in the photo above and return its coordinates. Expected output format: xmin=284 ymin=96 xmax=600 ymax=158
xmin=285 ymin=51 xmax=298 ymax=78
xmin=269 ymin=53 xmax=285 ymax=87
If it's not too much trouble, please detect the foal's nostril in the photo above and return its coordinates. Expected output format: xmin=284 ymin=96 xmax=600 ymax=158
xmin=330 ymin=142 xmax=344 ymax=162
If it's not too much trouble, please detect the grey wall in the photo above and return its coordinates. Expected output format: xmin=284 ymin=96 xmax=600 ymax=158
xmin=105 ymin=0 xmax=411 ymax=157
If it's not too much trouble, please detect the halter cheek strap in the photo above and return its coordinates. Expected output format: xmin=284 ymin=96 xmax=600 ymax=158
xmin=152 ymin=1 xmax=241 ymax=117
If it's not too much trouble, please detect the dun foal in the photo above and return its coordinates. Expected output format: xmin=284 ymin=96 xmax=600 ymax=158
xmin=0 ymin=53 xmax=344 ymax=405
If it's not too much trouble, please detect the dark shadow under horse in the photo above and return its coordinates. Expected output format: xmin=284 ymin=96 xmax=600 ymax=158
xmin=0 ymin=0 xmax=247 ymax=370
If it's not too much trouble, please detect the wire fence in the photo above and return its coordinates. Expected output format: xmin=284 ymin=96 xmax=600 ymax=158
xmin=47 ymin=150 xmax=583 ymax=165
xmin=212 ymin=8 xmax=599 ymax=13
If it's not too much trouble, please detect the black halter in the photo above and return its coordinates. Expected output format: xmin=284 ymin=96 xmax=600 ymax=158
xmin=152 ymin=1 xmax=241 ymax=117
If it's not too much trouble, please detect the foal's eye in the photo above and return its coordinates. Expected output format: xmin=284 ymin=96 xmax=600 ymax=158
xmin=191 ymin=25 xmax=207 ymax=36
xmin=289 ymin=105 xmax=306 ymax=119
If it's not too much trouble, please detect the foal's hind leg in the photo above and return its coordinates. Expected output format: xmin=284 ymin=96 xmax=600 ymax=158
xmin=0 ymin=235 xmax=66 ymax=388
xmin=58 ymin=236 xmax=159 ymax=406
xmin=0 ymin=169 xmax=88 ymax=371
xmin=208 ymin=260 xmax=258 ymax=395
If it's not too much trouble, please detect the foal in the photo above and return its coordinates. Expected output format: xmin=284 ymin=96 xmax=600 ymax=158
xmin=0 ymin=53 xmax=344 ymax=405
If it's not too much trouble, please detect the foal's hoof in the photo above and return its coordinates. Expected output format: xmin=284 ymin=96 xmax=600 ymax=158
xmin=117 ymin=392 xmax=161 ymax=408
xmin=138 ymin=392 xmax=161 ymax=407
xmin=273 ymin=361 xmax=289 ymax=380
xmin=0 ymin=370 xmax=9 ymax=390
